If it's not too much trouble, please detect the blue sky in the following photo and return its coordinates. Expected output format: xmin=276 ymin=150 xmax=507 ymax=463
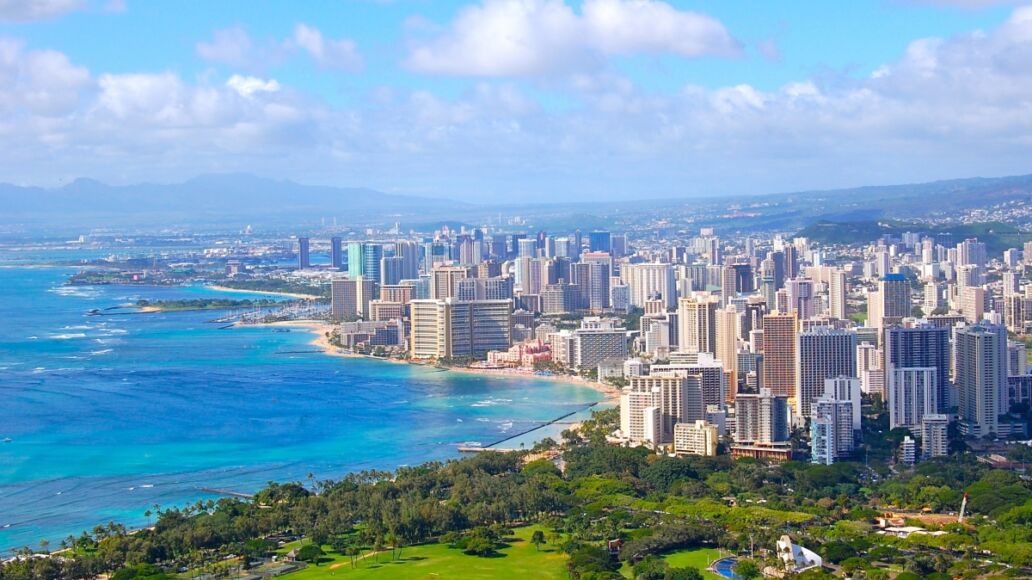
xmin=0 ymin=0 xmax=1030 ymax=201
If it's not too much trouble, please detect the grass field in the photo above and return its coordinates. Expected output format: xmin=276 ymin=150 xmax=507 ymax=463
xmin=278 ymin=526 xmax=569 ymax=579
xmin=620 ymin=547 xmax=726 ymax=579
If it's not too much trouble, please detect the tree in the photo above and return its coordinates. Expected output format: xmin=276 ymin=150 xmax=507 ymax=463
xmin=296 ymin=544 xmax=323 ymax=565
xmin=736 ymin=559 xmax=761 ymax=580
xmin=463 ymin=536 xmax=495 ymax=557
xmin=531 ymin=530 xmax=546 ymax=551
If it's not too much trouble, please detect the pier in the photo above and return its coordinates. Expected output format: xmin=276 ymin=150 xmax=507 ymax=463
xmin=458 ymin=402 xmax=598 ymax=453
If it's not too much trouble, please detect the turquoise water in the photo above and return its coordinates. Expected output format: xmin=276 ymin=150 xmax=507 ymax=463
xmin=0 ymin=263 xmax=602 ymax=551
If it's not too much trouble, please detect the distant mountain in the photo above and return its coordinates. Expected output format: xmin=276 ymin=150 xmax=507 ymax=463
xmin=0 ymin=173 xmax=470 ymax=229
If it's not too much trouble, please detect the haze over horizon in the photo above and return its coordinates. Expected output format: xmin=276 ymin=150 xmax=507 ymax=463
xmin=3 ymin=0 xmax=1032 ymax=202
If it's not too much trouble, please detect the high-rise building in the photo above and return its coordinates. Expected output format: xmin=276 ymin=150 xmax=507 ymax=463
xmin=761 ymin=312 xmax=798 ymax=398
xmin=330 ymin=236 xmax=343 ymax=270
xmin=880 ymin=273 xmax=912 ymax=321
xmin=785 ymin=278 xmax=816 ymax=320
xmin=431 ymin=265 xmax=473 ymax=300
xmin=677 ymin=296 xmax=718 ymax=355
xmin=380 ymin=256 xmax=405 ymax=286
xmin=652 ymin=352 xmax=727 ymax=411
xmin=734 ymin=389 xmax=790 ymax=445
xmin=829 ymin=270 xmax=848 ymax=320
xmin=884 ymin=324 xmax=950 ymax=413
xmin=621 ymin=372 xmax=704 ymax=443
xmin=570 ymin=317 xmax=628 ymax=370
xmin=824 ymin=376 xmax=862 ymax=433
xmin=956 ymin=323 xmax=1008 ymax=437
xmin=920 ymin=413 xmax=950 ymax=458
xmin=673 ymin=420 xmax=719 ymax=456
xmin=715 ymin=307 xmax=741 ymax=400
xmin=297 ymin=237 xmax=310 ymax=270
xmin=796 ymin=327 xmax=857 ymax=419
xmin=888 ymin=367 xmax=938 ymax=430
xmin=348 ymin=242 xmax=383 ymax=283
xmin=588 ymin=231 xmax=612 ymax=253
xmin=409 ymin=299 xmax=512 ymax=360
xmin=624 ymin=263 xmax=676 ymax=310
xmin=810 ymin=396 xmax=854 ymax=465
xmin=330 ymin=276 xmax=375 ymax=321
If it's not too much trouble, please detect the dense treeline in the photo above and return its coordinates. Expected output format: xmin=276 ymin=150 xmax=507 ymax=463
xmin=3 ymin=409 xmax=1032 ymax=579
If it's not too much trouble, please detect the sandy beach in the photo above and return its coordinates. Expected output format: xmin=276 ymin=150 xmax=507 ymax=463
xmin=258 ymin=319 xmax=621 ymax=403
xmin=206 ymin=285 xmax=321 ymax=301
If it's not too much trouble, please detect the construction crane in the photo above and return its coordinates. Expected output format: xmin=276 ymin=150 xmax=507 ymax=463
xmin=958 ymin=492 xmax=969 ymax=524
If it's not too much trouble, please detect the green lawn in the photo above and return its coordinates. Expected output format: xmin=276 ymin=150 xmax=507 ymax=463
xmin=279 ymin=526 xmax=568 ymax=579
xmin=620 ymin=547 xmax=726 ymax=579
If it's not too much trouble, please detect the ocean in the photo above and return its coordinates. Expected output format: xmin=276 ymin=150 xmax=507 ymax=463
xmin=0 ymin=257 xmax=603 ymax=551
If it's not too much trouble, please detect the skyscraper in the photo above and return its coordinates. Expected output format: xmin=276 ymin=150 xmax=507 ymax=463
xmin=761 ymin=312 xmax=798 ymax=398
xmin=887 ymin=367 xmax=938 ymax=430
xmin=884 ymin=324 xmax=950 ymax=413
xmin=796 ymin=327 xmax=857 ymax=419
xmin=677 ymin=296 xmax=718 ymax=355
xmin=829 ymin=270 xmax=848 ymax=320
xmin=297 ymin=237 xmax=310 ymax=270
xmin=588 ymin=231 xmax=612 ymax=253
xmin=330 ymin=236 xmax=343 ymax=270
xmin=955 ymin=323 xmax=1008 ymax=437
xmin=348 ymin=242 xmax=383 ymax=283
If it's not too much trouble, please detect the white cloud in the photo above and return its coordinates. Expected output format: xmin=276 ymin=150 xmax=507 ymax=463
xmin=196 ymin=26 xmax=255 ymax=68
xmin=226 ymin=74 xmax=281 ymax=98
xmin=0 ymin=0 xmax=80 ymax=22
xmin=197 ymin=24 xmax=362 ymax=72
xmin=405 ymin=0 xmax=739 ymax=77
xmin=5 ymin=5 xmax=1032 ymax=200
xmin=292 ymin=23 xmax=363 ymax=71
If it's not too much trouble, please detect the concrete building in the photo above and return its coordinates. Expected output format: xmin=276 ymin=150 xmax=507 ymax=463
xmin=796 ymin=327 xmax=856 ymax=419
xmin=624 ymin=262 xmax=676 ymax=310
xmin=888 ymin=367 xmax=938 ymax=430
xmin=956 ymin=323 xmax=1008 ymax=437
xmin=621 ymin=372 xmax=704 ymax=444
xmin=409 ymin=299 xmax=512 ymax=360
xmin=677 ymin=295 xmax=718 ymax=355
xmin=885 ymin=324 xmax=951 ymax=413
xmin=920 ymin=413 xmax=950 ymax=458
xmin=297 ymin=236 xmax=310 ymax=270
xmin=673 ymin=420 xmax=719 ymax=456
xmin=811 ymin=396 xmax=854 ymax=465
xmin=761 ymin=312 xmax=798 ymax=398
xmin=330 ymin=276 xmax=375 ymax=321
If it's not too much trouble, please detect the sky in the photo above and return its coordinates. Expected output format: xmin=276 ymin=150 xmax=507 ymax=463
xmin=1 ymin=0 xmax=1031 ymax=202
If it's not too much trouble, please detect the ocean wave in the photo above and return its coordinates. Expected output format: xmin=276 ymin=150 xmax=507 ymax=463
xmin=90 ymin=349 xmax=114 ymax=356
xmin=49 ymin=333 xmax=86 ymax=340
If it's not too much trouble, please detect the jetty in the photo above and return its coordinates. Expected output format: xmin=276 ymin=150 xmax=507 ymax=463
xmin=458 ymin=402 xmax=598 ymax=453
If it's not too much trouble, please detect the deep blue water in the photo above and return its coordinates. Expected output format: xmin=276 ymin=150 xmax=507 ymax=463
xmin=0 ymin=262 xmax=601 ymax=551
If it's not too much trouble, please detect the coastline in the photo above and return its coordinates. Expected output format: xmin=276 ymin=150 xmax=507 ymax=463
xmin=259 ymin=319 xmax=621 ymax=404
xmin=205 ymin=284 xmax=321 ymax=301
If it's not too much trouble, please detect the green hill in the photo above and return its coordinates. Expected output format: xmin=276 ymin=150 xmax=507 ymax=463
xmin=797 ymin=220 xmax=1029 ymax=254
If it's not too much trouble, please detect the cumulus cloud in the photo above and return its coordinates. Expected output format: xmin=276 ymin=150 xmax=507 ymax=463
xmin=5 ymin=5 xmax=1032 ymax=200
xmin=196 ymin=26 xmax=256 ymax=68
xmin=197 ymin=24 xmax=362 ymax=72
xmin=0 ymin=0 xmax=80 ymax=22
xmin=405 ymin=0 xmax=740 ymax=77
xmin=226 ymin=74 xmax=281 ymax=97
xmin=291 ymin=23 xmax=363 ymax=71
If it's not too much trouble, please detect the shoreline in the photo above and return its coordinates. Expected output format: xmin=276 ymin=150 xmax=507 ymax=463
xmin=259 ymin=319 xmax=621 ymax=404
xmin=205 ymin=284 xmax=321 ymax=301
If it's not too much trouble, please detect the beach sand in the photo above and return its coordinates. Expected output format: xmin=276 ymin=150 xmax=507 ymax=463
xmin=259 ymin=319 xmax=621 ymax=404
xmin=206 ymin=285 xmax=321 ymax=301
